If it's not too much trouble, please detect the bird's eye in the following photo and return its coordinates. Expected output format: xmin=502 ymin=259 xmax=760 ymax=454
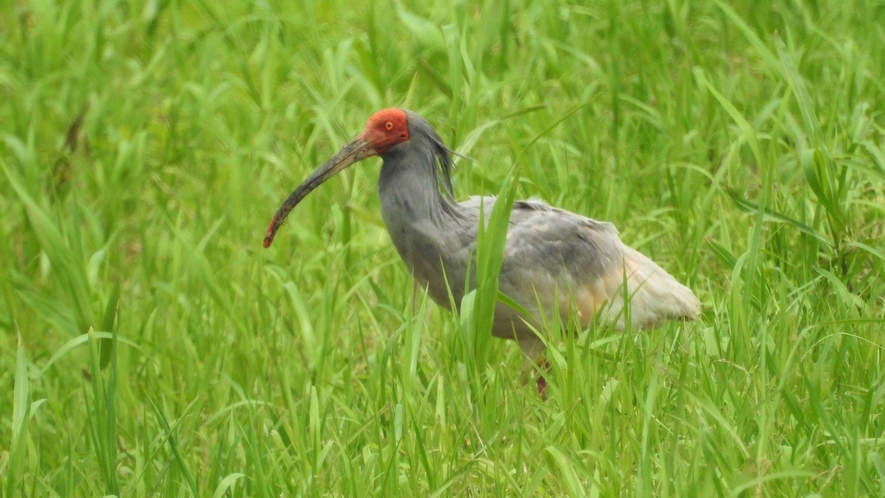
xmin=384 ymin=121 xmax=394 ymax=130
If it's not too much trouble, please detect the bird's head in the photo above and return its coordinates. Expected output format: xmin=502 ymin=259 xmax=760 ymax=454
xmin=263 ymin=109 xmax=415 ymax=248
xmin=359 ymin=108 xmax=411 ymax=155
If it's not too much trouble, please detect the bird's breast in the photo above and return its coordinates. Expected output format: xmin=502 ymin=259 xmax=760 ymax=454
xmin=382 ymin=215 xmax=472 ymax=308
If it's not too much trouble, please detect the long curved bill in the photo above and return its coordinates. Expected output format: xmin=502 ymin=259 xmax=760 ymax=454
xmin=263 ymin=137 xmax=376 ymax=248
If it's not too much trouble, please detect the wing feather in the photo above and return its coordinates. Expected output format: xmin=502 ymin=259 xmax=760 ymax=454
xmin=490 ymin=199 xmax=699 ymax=333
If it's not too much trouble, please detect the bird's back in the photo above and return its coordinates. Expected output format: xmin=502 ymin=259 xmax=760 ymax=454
xmin=439 ymin=197 xmax=700 ymax=348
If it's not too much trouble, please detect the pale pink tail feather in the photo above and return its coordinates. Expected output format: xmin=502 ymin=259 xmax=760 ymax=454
xmin=573 ymin=245 xmax=701 ymax=331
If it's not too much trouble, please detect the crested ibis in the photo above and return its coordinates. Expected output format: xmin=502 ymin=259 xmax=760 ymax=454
xmin=264 ymin=109 xmax=701 ymax=390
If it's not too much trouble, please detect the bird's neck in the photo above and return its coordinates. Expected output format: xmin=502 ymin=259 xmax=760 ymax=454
xmin=376 ymin=146 xmax=468 ymax=306
xmin=377 ymin=154 xmax=458 ymax=230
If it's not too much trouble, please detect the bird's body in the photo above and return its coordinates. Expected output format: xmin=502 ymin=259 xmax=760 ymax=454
xmin=265 ymin=109 xmax=700 ymax=363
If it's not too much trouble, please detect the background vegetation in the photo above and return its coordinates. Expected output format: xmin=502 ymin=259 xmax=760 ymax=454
xmin=2 ymin=0 xmax=884 ymax=495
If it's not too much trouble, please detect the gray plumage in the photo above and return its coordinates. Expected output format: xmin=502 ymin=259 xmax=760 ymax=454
xmin=264 ymin=109 xmax=701 ymax=361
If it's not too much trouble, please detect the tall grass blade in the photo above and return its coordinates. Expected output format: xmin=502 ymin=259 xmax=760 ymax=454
xmin=6 ymin=334 xmax=30 ymax=498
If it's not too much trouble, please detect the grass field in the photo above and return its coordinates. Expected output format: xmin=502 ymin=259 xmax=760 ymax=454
xmin=3 ymin=0 xmax=885 ymax=496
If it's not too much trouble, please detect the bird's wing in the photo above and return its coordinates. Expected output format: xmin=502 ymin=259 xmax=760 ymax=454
xmin=497 ymin=200 xmax=699 ymax=330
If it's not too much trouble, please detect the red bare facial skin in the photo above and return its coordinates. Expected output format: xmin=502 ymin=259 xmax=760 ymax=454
xmin=359 ymin=108 xmax=410 ymax=155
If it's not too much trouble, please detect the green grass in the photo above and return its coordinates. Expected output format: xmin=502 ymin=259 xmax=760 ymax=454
xmin=2 ymin=0 xmax=885 ymax=495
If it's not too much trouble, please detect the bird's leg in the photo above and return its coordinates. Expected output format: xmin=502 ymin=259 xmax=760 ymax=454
xmin=518 ymin=336 xmax=551 ymax=398
xmin=535 ymin=357 xmax=552 ymax=399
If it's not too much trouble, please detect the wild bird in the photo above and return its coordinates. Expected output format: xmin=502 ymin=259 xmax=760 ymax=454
xmin=264 ymin=109 xmax=701 ymax=393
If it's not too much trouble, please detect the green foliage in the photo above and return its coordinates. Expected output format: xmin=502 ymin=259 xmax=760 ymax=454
xmin=2 ymin=0 xmax=885 ymax=496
